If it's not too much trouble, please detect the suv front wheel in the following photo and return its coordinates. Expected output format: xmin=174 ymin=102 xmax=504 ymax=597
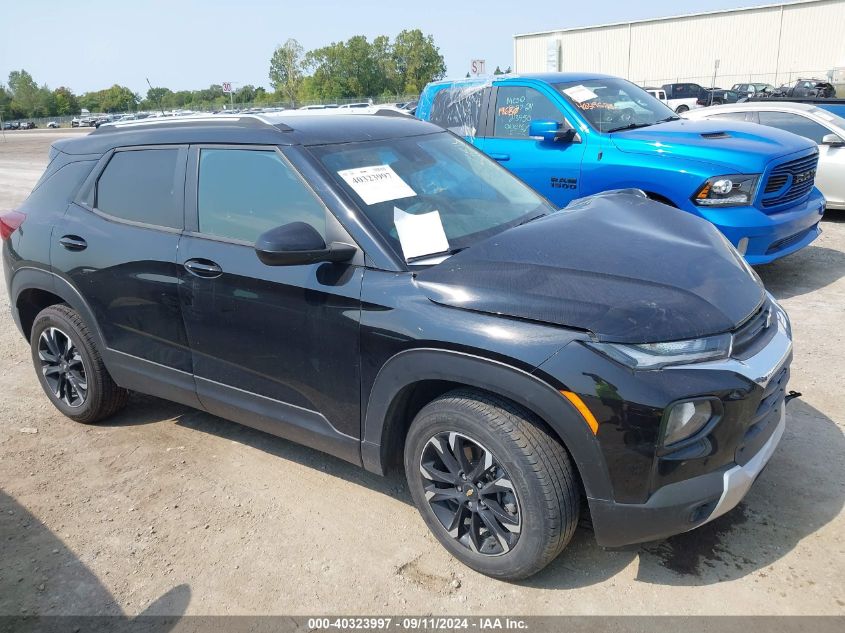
xmin=30 ymin=304 xmax=129 ymax=423
xmin=404 ymin=389 xmax=580 ymax=580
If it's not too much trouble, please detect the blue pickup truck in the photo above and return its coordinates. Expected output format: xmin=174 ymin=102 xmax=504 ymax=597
xmin=417 ymin=73 xmax=826 ymax=264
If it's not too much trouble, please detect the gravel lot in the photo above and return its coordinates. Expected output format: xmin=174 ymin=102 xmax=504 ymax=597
xmin=0 ymin=129 xmax=843 ymax=617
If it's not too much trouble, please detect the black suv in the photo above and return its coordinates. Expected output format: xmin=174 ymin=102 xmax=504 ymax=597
xmin=2 ymin=114 xmax=793 ymax=580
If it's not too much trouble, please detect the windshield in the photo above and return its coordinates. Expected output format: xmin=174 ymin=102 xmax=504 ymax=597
xmin=555 ymin=78 xmax=678 ymax=133
xmin=311 ymin=132 xmax=554 ymax=263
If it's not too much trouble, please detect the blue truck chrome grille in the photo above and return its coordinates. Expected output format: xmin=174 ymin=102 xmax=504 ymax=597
xmin=761 ymin=153 xmax=818 ymax=208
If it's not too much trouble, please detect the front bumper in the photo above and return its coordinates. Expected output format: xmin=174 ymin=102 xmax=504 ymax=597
xmin=590 ymin=408 xmax=784 ymax=547
xmin=691 ymin=188 xmax=825 ymax=265
xmin=588 ymin=298 xmax=792 ymax=548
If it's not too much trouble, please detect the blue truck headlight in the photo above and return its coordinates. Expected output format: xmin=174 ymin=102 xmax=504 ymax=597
xmin=586 ymin=333 xmax=732 ymax=370
xmin=693 ymin=174 xmax=759 ymax=206
xmin=663 ymin=400 xmax=715 ymax=446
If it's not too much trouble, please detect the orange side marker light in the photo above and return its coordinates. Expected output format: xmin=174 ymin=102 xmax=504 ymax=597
xmin=560 ymin=391 xmax=599 ymax=435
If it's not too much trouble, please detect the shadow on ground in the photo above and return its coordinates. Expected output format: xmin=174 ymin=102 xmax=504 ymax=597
xmin=94 ymin=390 xmax=845 ymax=591
xmin=755 ymin=217 xmax=845 ymax=299
xmin=0 ymin=489 xmax=190 ymax=624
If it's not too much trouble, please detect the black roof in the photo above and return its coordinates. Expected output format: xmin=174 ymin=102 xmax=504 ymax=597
xmin=53 ymin=114 xmax=443 ymax=155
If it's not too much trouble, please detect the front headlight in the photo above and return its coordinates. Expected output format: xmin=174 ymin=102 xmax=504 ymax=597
xmin=586 ymin=333 xmax=732 ymax=369
xmin=693 ymin=174 xmax=759 ymax=206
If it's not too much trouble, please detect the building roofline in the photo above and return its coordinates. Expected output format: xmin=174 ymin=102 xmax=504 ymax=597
xmin=513 ymin=0 xmax=832 ymax=39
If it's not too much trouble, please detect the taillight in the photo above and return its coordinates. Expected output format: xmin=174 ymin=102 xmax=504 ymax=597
xmin=0 ymin=211 xmax=26 ymax=240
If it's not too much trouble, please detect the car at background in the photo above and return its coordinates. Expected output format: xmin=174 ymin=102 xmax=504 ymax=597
xmin=698 ymin=88 xmax=741 ymax=106
xmin=684 ymin=101 xmax=845 ymax=210
xmin=1 ymin=113 xmax=793 ymax=580
xmin=732 ymin=82 xmax=775 ymax=98
xmin=770 ymin=79 xmax=837 ymax=99
xmin=417 ymin=72 xmax=825 ymax=264
xmin=3 ymin=121 xmax=20 ymax=130
xmin=19 ymin=122 xmax=36 ymax=130
xmin=47 ymin=121 xmax=60 ymax=129
xmin=338 ymin=102 xmax=371 ymax=109
xmin=660 ymin=82 xmax=705 ymax=113
xmin=644 ymin=87 xmax=668 ymax=103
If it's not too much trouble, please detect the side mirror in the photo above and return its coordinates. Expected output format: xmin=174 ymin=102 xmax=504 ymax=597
xmin=821 ymin=133 xmax=844 ymax=147
xmin=529 ymin=119 xmax=579 ymax=143
xmin=255 ymin=222 xmax=356 ymax=266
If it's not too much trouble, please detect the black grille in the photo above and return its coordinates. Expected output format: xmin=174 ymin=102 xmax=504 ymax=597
xmin=766 ymin=226 xmax=815 ymax=255
xmin=764 ymin=174 xmax=788 ymax=193
xmin=735 ymin=365 xmax=788 ymax=466
xmin=732 ymin=304 xmax=774 ymax=359
xmin=761 ymin=153 xmax=818 ymax=208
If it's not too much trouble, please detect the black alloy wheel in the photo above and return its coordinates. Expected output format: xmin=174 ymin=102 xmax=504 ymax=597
xmin=37 ymin=326 xmax=88 ymax=407
xmin=419 ymin=431 xmax=521 ymax=556
xmin=30 ymin=304 xmax=129 ymax=423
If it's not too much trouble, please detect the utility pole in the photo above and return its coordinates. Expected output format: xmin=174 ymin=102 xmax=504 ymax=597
xmin=710 ymin=59 xmax=720 ymax=106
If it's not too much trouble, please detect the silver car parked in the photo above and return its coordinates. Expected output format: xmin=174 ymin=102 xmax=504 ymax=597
xmin=684 ymin=102 xmax=845 ymax=210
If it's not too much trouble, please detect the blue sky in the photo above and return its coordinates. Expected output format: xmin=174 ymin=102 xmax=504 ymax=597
xmin=1 ymin=0 xmax=753 ymax=94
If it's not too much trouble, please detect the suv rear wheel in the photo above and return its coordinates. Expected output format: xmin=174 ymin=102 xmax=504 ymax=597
xmin=30 ymin=305 xmax=128 ymax=423
xmin=404 ymin=389 xmax=580 ymax=580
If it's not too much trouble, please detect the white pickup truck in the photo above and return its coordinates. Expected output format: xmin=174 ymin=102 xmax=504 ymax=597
xmin=656 ymin=83 xmax=704 ymax=113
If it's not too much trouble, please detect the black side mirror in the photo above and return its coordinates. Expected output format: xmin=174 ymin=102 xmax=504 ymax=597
xmin=528 ymin=119 xmax=580 ymax=144
xmin=255 ymin=222 xmax=356 ymax=266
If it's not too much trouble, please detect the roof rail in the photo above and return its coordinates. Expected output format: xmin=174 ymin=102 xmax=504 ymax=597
xmin=95 ymin=114 xmax=293 ymax=133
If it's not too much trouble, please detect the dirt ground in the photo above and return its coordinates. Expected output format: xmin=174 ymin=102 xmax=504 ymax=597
xmin=0 ymin=129 xmax=843 ymax=617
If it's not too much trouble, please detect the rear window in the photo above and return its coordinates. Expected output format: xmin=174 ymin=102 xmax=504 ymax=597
xmin=95 ymin=148 xmax=182 ymax=229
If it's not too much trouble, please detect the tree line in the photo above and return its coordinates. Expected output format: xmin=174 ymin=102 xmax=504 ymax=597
xmin=1 ymin=29 xmax=449 ymax=119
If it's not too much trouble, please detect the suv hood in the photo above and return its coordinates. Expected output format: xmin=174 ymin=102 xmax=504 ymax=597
xmin=610 ymin=118 xmax=815 ymax=172
xmin=416 ymin=192 xmax=764 ymax=343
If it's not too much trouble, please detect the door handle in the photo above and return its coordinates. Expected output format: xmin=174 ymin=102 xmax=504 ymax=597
xmin=183 ymin=258 xmax=223 ymax=278
xmin=489 ymin=153 xmax=510 ymax=162
xmin=59 ymin=235 xmax=87 ymax=251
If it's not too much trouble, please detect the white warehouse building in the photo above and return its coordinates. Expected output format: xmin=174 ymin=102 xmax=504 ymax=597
xmin=513 ymin=0 xmax=845 ymax=90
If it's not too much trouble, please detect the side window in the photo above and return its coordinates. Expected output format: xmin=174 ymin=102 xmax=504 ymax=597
xmin=493 ymin=86 xmax=564 ymax=139
xmin=757 ymin=111 xmax=830 ymax=144
xmin=197 ymin=148 xmax=326 ymax=243
xmin=708 ymin=112 xmax=749 ymax=122
xmin=96 ymin=148 xmax=182 ymax=228
xmin=428 ymin=87 xmax=484 ymax=136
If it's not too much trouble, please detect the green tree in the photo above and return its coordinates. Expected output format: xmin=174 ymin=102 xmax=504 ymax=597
xmin=101 ymin=85 xmax=138 ymax=112
xmin=0 ymin=84 xmax=11 ymax=118
xmin=493 ymin=66 xmax=503 ymax=75
xmin=269 ymin=38 xmax=305 ymax=107
xmin=235 ymin=84 xmax=256 ymax=103
xmin=7 ymin=69 xmax=42 ymax=118
xmin=392 ymin=29 xmax=446 ymax=94
xmin=52 ymin=86 xmax=80 ymax=115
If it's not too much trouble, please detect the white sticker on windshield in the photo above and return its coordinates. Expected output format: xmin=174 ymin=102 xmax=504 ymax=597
xmin=337 ymin=164 xmax=416 ymax=205
xmin=393 ymin=206 xmax=449 ymax=261
xmin=563 ymin=85 xmax=598 ymax=103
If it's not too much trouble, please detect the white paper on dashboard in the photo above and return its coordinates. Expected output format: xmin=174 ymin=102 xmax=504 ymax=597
xmin=563 ymin=85 xmax=598 ymax=103
xmin=337 ymin=164 xmax=417 ymax=205
xmin=393 ymin=207 xmax=449 ymax=260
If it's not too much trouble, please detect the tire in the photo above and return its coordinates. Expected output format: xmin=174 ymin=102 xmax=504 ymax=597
xmin=675 ymin=104 xmax=689 ymax=113
xmin=404 ymin=389 xmax=580 ymax=580
xmin=30 ymin=304 xmax=129 ymax=424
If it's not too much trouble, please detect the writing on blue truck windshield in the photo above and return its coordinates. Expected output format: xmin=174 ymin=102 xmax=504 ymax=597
xmin=555 ymin=78 xmax=678 ymax=133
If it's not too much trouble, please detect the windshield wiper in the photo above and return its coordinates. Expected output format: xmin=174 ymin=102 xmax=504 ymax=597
xmin=655 ymin=115 xmax=681 ymax=123
xmin=608 ymin=122 xmax=654 ymax=133
xmin=406 ymin=247 xmax=467 ymax=265
xmin=517 ymin=213 xmax=547 ymax=227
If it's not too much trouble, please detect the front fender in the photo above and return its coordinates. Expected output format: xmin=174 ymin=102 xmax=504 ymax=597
xmin=361 ymin=347 xmax=614 ymax=501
